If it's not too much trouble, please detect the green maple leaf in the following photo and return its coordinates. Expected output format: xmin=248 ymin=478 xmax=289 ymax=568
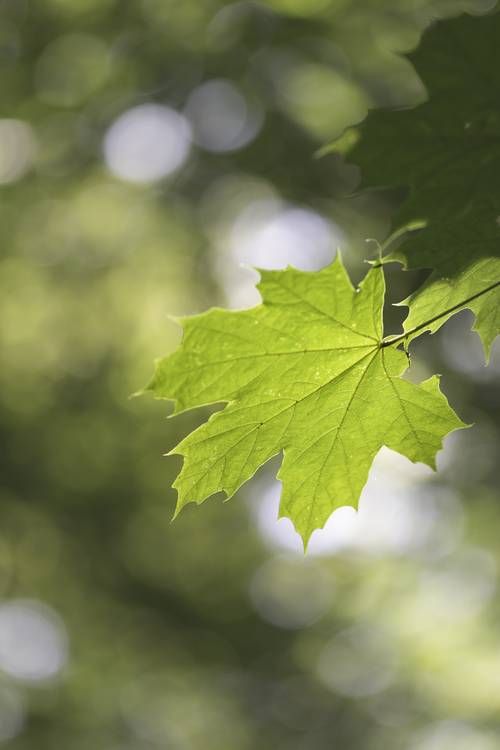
xmin=346 ymin=12 xmax=500 ymax=356
xmin=146 ymin=258 xmax=465 ymax=545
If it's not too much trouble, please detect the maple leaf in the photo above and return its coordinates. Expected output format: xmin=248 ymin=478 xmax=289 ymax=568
xmin=146 ymin=257 xmax=465 ymax=545
xmin=347 ymin=12 xmax=500 ymax=356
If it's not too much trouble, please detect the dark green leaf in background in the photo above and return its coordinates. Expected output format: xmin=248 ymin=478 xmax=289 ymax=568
xmin=348 ymin=12 xmax=500 ymax=354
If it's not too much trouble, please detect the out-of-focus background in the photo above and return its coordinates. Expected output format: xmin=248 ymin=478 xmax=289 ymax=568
xmin=1 ymin=0 xmax=500 ymax=747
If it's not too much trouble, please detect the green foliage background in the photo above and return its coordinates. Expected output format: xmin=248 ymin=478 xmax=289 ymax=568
xmin=0 ymin=0 xmax=499 ymax=747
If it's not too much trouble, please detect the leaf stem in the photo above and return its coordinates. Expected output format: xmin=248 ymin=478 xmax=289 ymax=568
xmin=381 ymin=278 xmax=500 ymax=348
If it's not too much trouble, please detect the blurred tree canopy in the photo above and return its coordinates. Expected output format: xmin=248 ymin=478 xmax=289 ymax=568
xmin=0 ymin=0 xmax=500 ymax=748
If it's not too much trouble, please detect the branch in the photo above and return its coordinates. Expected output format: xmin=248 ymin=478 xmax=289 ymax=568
xmin=381 ymin=278 xmax=500 ymax=349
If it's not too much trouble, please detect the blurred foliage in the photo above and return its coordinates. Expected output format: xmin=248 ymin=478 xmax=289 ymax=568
xmin=0 ymin=0 xmax=499 ymax=748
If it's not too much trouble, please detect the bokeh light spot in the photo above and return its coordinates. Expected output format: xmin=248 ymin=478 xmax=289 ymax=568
xmin=35 ymin=34 xmax=109 ymax=107
xmin=104 ymin=104 xmax=192 ymax=183
xmin=0 ymin=685 xmax=25 ymax=741
xmin=252 ymin=448 xmax=460 ymax=557
xmin=220 ymin=198 xmax=341 ymax=306
xmin=0 ymin=120 xmax=36 ymax=185
xmin=249 ymin=557 xmax=333 ymax=629
xmin=185 ymin=79 xmax=263 ymax=152
xmin=0 ymin=600 xmax=68 ymax=682
xmin=316 ymin=625 xmax=397 ymax=697
xmin=410 ymin=720 xmax=499 ymax=750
